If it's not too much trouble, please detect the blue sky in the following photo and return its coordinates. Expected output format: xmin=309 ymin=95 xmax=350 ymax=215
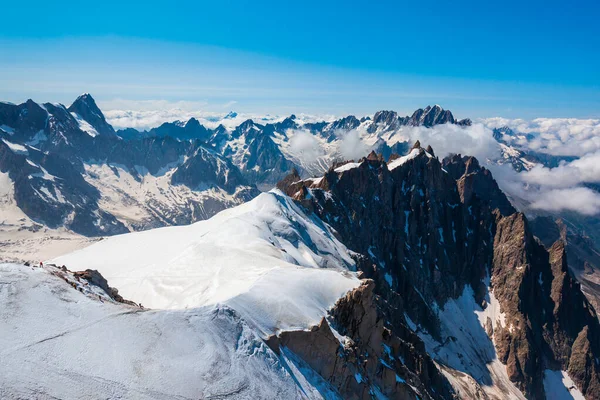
xmin=1 ymin=0 xmax=599 ymax=118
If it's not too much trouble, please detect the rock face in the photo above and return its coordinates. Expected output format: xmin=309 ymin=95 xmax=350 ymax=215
xmin=73 ymin=268 xmax=138 ymax=306
xmin=68 ymin=93 xmax=116 ymax=137
xmin=278 ymin=143 xmax=600 ymax=399
xmin=492 ymin=213 xmax=600 ymax=398
xmin=530 ymin=216 xmax=600 ymax=315
xmin=145 ymin=117 xmax=211 ymax=142
xmin=0 ymin=95 xmax=258 ymax=235
xmin=270 ymin=280 xmax=454 ymax=400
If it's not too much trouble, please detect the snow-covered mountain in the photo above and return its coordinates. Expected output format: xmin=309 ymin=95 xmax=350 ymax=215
xmin=0 ymin=94 xmax=481 ymax=243
xmin=0 ymin=95 xmax=259 ymax=242
xmin=114 ymin=104 xmax=473 ymax=186
xmin=4 ymin=142 xmax=598 ymax=399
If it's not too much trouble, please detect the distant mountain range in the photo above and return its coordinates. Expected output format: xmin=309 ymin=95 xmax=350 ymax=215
xmin=0 ymin=94 xmax=475 ymax=236
xmin=0 ymin=93 xmax=588 ymax=238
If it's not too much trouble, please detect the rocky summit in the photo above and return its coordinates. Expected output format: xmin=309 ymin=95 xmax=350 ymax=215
xmin=278 ymin=143 xmax=600 ymax=399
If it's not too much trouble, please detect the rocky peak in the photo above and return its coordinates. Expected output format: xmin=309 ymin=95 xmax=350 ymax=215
xmin=0 ymin=99 xmax=48 ymax=140
xmin=185 ymin=117 xmax=200 ymax=128
xmin=443 ymin=154 xmax=515 ymax=216
xmin=366 ymin=150 xmax=383 ymax=161
xmin=233 ymin=119 xmax=258 ymax=138
xmin=323 ymin=115 xmax=360 ymax=139
xmin=271 ymin=115 xmax=298 ymax=133
xmin=277 ymin=145 xmax=600 ymax=398
xmin=68 ymin=93 xmax=115 ymax=137
xmin=491 ymin=211 xmax=600 ymax=398
xmin=372 ymin=110 xmax=398 ymax=124
xmin=409 ymin=105 xmax=456 ymax=127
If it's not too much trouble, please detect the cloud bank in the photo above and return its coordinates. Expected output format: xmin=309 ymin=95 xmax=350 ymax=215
xmin=483 ymin=117 xmax=600 ymax=157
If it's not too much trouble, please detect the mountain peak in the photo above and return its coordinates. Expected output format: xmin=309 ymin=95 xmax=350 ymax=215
xmin=68 ymin=93 xmax=115 ymax=137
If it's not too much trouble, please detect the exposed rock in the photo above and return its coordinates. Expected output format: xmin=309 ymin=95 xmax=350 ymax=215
xmin=73 ymin=269 xmax=138 ymax=306
xmin=274 ymin=281 xmax=455 ymax=399
xmin=278 ymin=145 xmax=600 ymax=399
xmin=68 ymin=93 xmax=116 ymax=137
xmin=492 ymin=212 xmax=600 ymax=399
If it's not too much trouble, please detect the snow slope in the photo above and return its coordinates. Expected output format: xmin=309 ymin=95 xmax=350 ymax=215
xmin=0 ymin=171 xmax=95 ymax=263
xmin=53 ymin=190 xmax=360 ymax=335
xmin=416 ymin=285 xmax=526 ymax=399
xmin=0 ymin=263 xmax=306 ymax=399
xmin=83 ymin=162 xmax=251 ymax=231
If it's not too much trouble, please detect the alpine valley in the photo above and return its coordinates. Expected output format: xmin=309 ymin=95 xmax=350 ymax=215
xmin=1 ymin=94 xmax=599 ymax=400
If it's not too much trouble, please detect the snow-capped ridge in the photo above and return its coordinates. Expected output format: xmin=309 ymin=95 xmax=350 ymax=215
xmin=53 ymin=189 xmax=360 ymax=335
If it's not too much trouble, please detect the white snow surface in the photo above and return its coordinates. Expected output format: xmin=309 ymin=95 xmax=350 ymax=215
xmin=71 ymin=112 xmax=99 ymax=137
xmin=388 ymin=148 xmax=422 ymax=170
xmin=543 ymin=370 xmax=585 ymax=400
xmin=417 ymin=285 xmax=525 ymax=399
xmin=1 ymin=138 xmax=28 ymax=155
xmin=0 ymin=263 xmax=308 ymax=399
xmin=334 ymin=161 xmax=361 ymax=173
xmin=53 ymin=190 xmax=360 ymax=335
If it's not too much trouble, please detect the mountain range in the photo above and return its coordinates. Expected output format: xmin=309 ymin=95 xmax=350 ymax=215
xmin=3 ymin=142 xmax=599 ymax=399
xmin=0 ymin=94 xmax=477 ymax=238
xmin=1 ymin=94 xmax=600 ymax=399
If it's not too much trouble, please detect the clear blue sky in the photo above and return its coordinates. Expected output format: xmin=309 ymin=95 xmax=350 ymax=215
xmin=1 ymin=0 xmax=599 ymax=118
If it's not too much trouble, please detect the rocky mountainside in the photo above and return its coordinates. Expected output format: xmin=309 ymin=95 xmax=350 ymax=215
xmin=0 ymin=95 xmax=478 ymax=239
xmin=278 ymin=143 xmax=600 ymax=399
xmin=0 ymin=97 xmax=259 ymax=239
xmin=115 ymin=104 xmax=472 ymax=186
xmin=530 ymin=216 xmax=600 ymax=317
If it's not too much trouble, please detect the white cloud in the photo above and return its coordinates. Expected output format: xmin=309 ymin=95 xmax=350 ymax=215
xmin=287 ymin=130 xmax=325 ymax=166
xmin=520 ymin=151 xmax=600 ymax=188
xmin=482 ymin=117 xmax=600 ymax=157
xmin=403 ymin=122 xmax=501 ymax=162
xmin=529 ymin=187 xmax=600 ymax=215
xmin=103 ymin=108 xmax=285 ymax=131
xmin=338 ymin=129 xmax=370 ymax=161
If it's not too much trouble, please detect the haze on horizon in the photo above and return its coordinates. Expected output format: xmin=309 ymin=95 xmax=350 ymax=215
xmin=0 ymin=0 xmax=599 ymax=119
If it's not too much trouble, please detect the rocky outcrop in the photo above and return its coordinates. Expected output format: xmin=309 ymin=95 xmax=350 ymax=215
xmin=73 ymin=269 xmax=138 ymax=306
xmin=491 ymin=212 xmax=600 ymax=399
xmin=530 ymin=216 xmax=600 ymax=314
xmin=278 ymin=143 xmax=600 ymax=399
xmin=268 ymin=280 xmax=455 ymax=399
xmin=442 ymin=154 xmax=515 ymax=216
